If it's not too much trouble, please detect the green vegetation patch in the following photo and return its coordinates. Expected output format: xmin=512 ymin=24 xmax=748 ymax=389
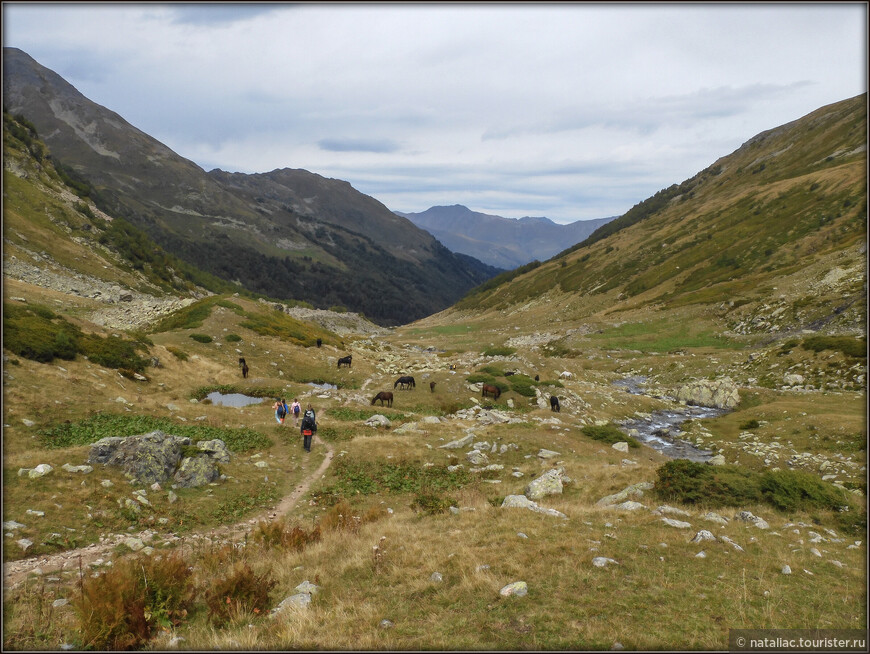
xmin=37 ymin=413 xmax=272 ymax=452
xmin=581 ymin=423 xmax=640 ymax=448
xmin=482 ymin=346 xmax=517 ymax=357
xmin=801 ymin=335 xmax=866 ymax=358
xmin=654 ymin=459 xmax=854 ymax=516
xmin=588 ymin=318 xmax=735 ymax=352
xmin=189 ymin=333 xmax=213 ymax=344
xmin=3 ymin=302 xmax=148 ymax=371
xmin=318 ymin=458 xmax=473 ymax=499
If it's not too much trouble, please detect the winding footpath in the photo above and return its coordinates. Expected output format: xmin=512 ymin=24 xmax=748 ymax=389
xmin=3 ymin=438 xmax=335 ymax=590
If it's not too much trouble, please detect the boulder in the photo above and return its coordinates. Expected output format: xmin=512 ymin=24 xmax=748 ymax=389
xmin=173 ymin=455 xmax=220 ymax=488
xmin=466 ymin=450 xmax=489 ymax=466
xmin=196 ymin=440 xmax=230 ymax=463
xmin=524 ymin=469 xmax=563 ymax=501
xmin=596 ymin=481 xmax=654 ymax=507
xmin=675 ymin=377 xmax=740 ymax=409
xmin=499 ymin=581 xmax=528 ymax=597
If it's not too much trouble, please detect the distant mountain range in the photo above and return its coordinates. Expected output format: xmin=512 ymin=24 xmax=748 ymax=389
xmin=2 ymin=47 xmax=499 ymax=326
xmin=395 ymin=206 xmax=616 ymax=269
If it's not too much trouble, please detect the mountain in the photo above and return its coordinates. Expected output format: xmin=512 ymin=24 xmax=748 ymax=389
xmin=449 ymin=93 xmax=866 ymax=339
xmin=395 ymin=205 xmax=617 ymax=269
xmin=1 ymin=47 xmax=499 ymax=326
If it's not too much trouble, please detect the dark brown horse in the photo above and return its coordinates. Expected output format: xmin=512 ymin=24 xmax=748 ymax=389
xmin=394 ymin=375 xmax=415 ymax=390
xmin=371 ymin=391 xmax=393 ymax=407
xmin=481 ymin=383 xmax=501 ymax=400
xmin=429 ymin=381 xmax=436 ymax=393
xmin=239 ymin=357 xmax=249 ymax=379
xmin=550 ymin=395 xmax=560 ymax=412
xmin=337 ymin=355 xmax=352 ymax=368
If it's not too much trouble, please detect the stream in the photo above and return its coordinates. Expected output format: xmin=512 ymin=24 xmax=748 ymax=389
xmin=612 ymin=376 xmax=726 ymax=462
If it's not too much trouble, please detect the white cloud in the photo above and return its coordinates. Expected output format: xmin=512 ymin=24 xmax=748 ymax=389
xmin=3 ymin=2 xmax=866 ymax=223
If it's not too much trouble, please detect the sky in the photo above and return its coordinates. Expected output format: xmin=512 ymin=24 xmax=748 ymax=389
xmin=2 ymin=2 xmax=867 ymax=224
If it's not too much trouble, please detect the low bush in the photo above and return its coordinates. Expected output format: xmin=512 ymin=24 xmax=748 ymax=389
xmin=411 ymin=492 xmax=456 ymax=515
xmin=482 ymin=346 xmax=516 ymax=357
xmin=801 ymin=335 xmax=866 ymax=358
xmin=581 ymin=423 xmax=640 ymax=448
xmin=166 ymin=346 xmax=188 ymax=361
xmin=204 ymin=561 xmax=275 ymax=627
xmin=73 ymin=553 xmax=194 ymax=650
xmin=81 ymin=333 xmax=148 ymax=373
xmin=508 ymin=374 xmax=539 ymax=397
xmin=739 ymin=419 xmax=760 ymax=430
xmin=225 ymin=333 xmax=242 ymax=342
xmin=760 ymin=469 xmax=850 ymax=512
xmin=253 ymin=517 xmax=321 ymax=552
xmin=189 ymin=333 xmax=212 ymax=343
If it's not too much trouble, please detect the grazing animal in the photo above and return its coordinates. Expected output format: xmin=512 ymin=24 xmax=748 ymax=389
xmin=394 ymin=375 xmax=416 ymax=390
xmin=534 ymin=374 xmax=540 ymax=382
xmin=504 ymin=371 xmax=516 ymax=377
xmin=559 ymin=370 xmax=573 ymax=380
xmin=481 ymin=383 xmax=501 ymax=400
xmin=316 ymin=338 xmax=322 ymax=348
xmin=238 ymin=357 xmax=249 ymax=379
xmin=337 ymin=355 xmax=352 ymax=368
xmin=550 ymin=395 xmax=560 ymax=412
xmin=430 ymin=381 xmax=436 ymax=393
xmin=371 ymin=391 xmax=393 ymax=407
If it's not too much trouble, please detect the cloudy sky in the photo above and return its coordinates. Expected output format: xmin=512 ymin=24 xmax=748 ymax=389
xmin=3 ymin=2 xmax=867 ymax=224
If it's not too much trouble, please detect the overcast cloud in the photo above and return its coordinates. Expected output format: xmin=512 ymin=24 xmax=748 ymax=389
xmin=2 ymin=2 xmax=867 ymax=223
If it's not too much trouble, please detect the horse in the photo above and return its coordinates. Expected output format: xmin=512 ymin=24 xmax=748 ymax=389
xmin=316 ymin=338 xmax=322 ymax=348
xmin=550 ymin=395 xmax=561 ymax=412
xmin=481 ymin=383 xmax=501 ymax=400
xmin=371 ymin=391 xmax=393 ymax=407
xmin=337 ymin=355 xmax=352 ymax=368
xmin=238 ymin=357 xmax=249 ymax=379
xmin=504 ymin=371 xmax=517 ymax=376
xmin=429 ymin=381 xmax=436 ymax=393
xmin=394 ymin=375 xmax=416 ymax=390
xmin=534 ymin=375 xmax=540 ymax=382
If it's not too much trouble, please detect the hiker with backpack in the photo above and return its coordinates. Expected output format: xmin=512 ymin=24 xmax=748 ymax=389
xmin=300 ymin=403 xmax=317 ymax=452
xmin=291 ymin=398 xmax=301 ymax=427
xmin=273 ymin=397 xmax=287 ymax=425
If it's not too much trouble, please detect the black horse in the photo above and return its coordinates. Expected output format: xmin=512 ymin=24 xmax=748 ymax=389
xmin=371 ymin=391 xmax=393 ymax=407
xmin=550 ymin=395 xmax=560 ymax=412
xmin=394 ymin=375 xmax=416 ymax=390
xmin=337 ymin=355 xmax=352 ymax=368
xmin=238 ymin=357 xmax=249 ymax=379
xmin=481 ymin=383 xmax=501 ymax=400
xmin=429 ymin=381 xmax=436 ymax=393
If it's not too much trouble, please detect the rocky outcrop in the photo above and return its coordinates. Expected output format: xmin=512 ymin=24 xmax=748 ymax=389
xmin=675 ymin=377 xmax=740 ymax=409
xmin=524 ymin=469 xmax=564 ymax=501
xmin=88 ymin=430 xmax=228 ymax=488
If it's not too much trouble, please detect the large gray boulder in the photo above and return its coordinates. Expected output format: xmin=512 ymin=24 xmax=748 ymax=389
xmin=675 ymin=377 xmax=740 ymax=409
xmin=88 ymin=430 xmax=228 ymax=488
xmin=524 ymin=469 xmax=563 ymax=501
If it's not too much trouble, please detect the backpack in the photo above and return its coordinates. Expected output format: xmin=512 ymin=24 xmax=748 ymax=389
xmin=276 ymin=403 xmax=286 ymax=418
xmin=301 ymin=409 xmax=316 ymax=431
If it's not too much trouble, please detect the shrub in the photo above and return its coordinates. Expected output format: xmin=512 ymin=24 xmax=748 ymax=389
xmin=739 ymin=419 xmax=760 ymax=430
xmin=482 ymin=346 xmax=516 ymax=357
xmin=204 ymin=561 xmax=276 ymax=627
xmin=81 ymin=333 xmax=148 ymax=372
xmin=411 ymin=493 xmax=455 ymax=515
xmin=759 ymin=469 xmax=850 ymax=512
xmin=581 ymin=423 xmax=640 ymax=448
xmin=225 ymin=334 xmax=242 ymax=342
xmin=166 ymin=346 xmax=188 ymax=361
xmin=801 ymin=335 xmax=866 ymax=358
xmin=3 ymin=302 xmax=82 ymax=363
xmin=73 ymin=553 xmax=194 ymax=650
xmin=654 ymin=460 xmax=761 ymax=506
xmin=466 ymin=373 xmax=496 ymax=385
xmin=190 ymin=333 xmax=213 ymax=343
xmin=509 ymin=374 xmax=539 ymax=397
xmin=253 ymin=517 xmax=321 ymax=551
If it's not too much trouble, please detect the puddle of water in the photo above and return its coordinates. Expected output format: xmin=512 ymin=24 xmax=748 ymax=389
xmin=612 ymin=375 xmax=648 ymax=395
xmin=307 ymin=382 xmax=337 ymax=391
xmin=205 ymin=392 xmax=265 ymax=408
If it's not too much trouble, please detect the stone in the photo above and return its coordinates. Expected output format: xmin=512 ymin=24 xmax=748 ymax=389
xmin=379 ymin=619 xmax=394 ymax=629
xmin=365 ymin=415 xmax=391 ymax=428
xmin=735 ymin=511 xmax=769 ymax=529
xmin=17 ymin=538 xmax=33 ymax=552
xmin=781 ymin=565 xmax=792 ymax=575
xmin=501 ymin=495 xmax=567 ymax=519
xmin=537 ymin=449 xmax=560 ymax=459
xmin=656 ymin=505 xmax=692 ymax=517
xmin=592 ymin=557 xmax=619 ymax=568
xmin=499 ymin=581 xmax=528 ymax=597
xmin=707 ymin=455 xmax=726 ymax=466
xmin=660 ymin=518 xmax=692 ymax=529
xmin=676 ymin=377 xmax=740 ymax=409
xmin=701 ymin=512 xmax=729 ymax=526
xmin=19 ymin=464 xmax=53 ymax=479
xmin=612 ymin=501 xmax=645 ymax=511
xmin=52 ymin=598 xmax=69 ymax=608
xmin=596 ymin=481 xmax=654 ymax=507
xmin=173 ymin=456 xmax=220 ymax=488
xmin=430 ymin=572 xmax=443 ymax=583
xmin=690 ymin=530 xmax=718 ymax=543
xmin=4 ymin=521 xmax=26 ymax=530
xmin=271 ymin=593 xmax=311 ymax=616
xmin=125 ymin=537 xmax=145 ymax=551
xmin=524 ymin=469 xmax=563 ymax=501
xmin=196 ymin=440 xmax=230 ymax=463
xmin=611 ymin=442 xmax=629 ymax=453
xmin=294 ymin=580 xmax=320 ymax=595
xmin=466 ymin=450 xmax=489 ymax=465
xmin=695 ymin=551 xmax=707 ymax=558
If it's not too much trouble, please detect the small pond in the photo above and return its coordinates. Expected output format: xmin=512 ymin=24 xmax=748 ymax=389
xmin=612 ymin=376 xmax=726 ymax=462
xmin=205 ymin=392 xmax=265 ymax=408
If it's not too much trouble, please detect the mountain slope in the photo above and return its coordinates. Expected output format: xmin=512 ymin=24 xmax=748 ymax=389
xmin=450 ymin=93 xmax=866 ymax=338
xmin=2 ymin=47 xmax=498 ymax=325
xmin=396 ymin=205 xmax=616 ymax=269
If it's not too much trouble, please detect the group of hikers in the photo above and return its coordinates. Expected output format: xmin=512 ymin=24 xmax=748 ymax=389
xmin=272 ymin=397 xmax=317 ymax=452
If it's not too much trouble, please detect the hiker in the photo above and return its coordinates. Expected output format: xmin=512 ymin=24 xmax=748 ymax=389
xmin=300 ymin=403 xmax=317 ymax=452
xmin=282 ymin=398 xmax=289 ymax=422
xmin=291 ymin=398 xmax=301 ymax=427
xmin=273 ymin=397 xmax=287 ymax=424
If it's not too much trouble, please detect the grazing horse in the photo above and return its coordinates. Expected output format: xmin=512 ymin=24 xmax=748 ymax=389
xmin=337 ymin=355 xmax=352 ymax=368
xmin=371 ymin=391 xmax=393 ymax=407
xmin=429 ymin=381 xmax=436 ymax=393
xmin=550 ymin=395 xmax=561 ymax=412
xmin=481 ymin=383 xmax=501 ymax=400
xmin=238 ymin=357 xmax=249 ymax=379
xmin=504 ymin=371 xmax=516 ymax=376
xmin=394 ymin=375 xmax=416 ymax=390
xmin=534 ymin=375 xmax=540 ymax=382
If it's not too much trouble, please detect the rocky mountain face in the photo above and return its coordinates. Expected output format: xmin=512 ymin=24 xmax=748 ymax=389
xmin=395 ymin=205 xmax=617 ymax=269
xmin=453 ymin=93 xmax=867 ymax=340
xmin=2 ymin=47 xmax=499 ymax=326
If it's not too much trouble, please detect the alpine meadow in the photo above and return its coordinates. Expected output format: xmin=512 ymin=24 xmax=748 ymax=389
xmin=2 ymin=45 xmax=867 ymax=652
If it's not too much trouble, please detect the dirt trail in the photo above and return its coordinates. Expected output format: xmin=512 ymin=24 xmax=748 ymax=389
xmin=3 ymin=438 xmax=334 ymax=590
